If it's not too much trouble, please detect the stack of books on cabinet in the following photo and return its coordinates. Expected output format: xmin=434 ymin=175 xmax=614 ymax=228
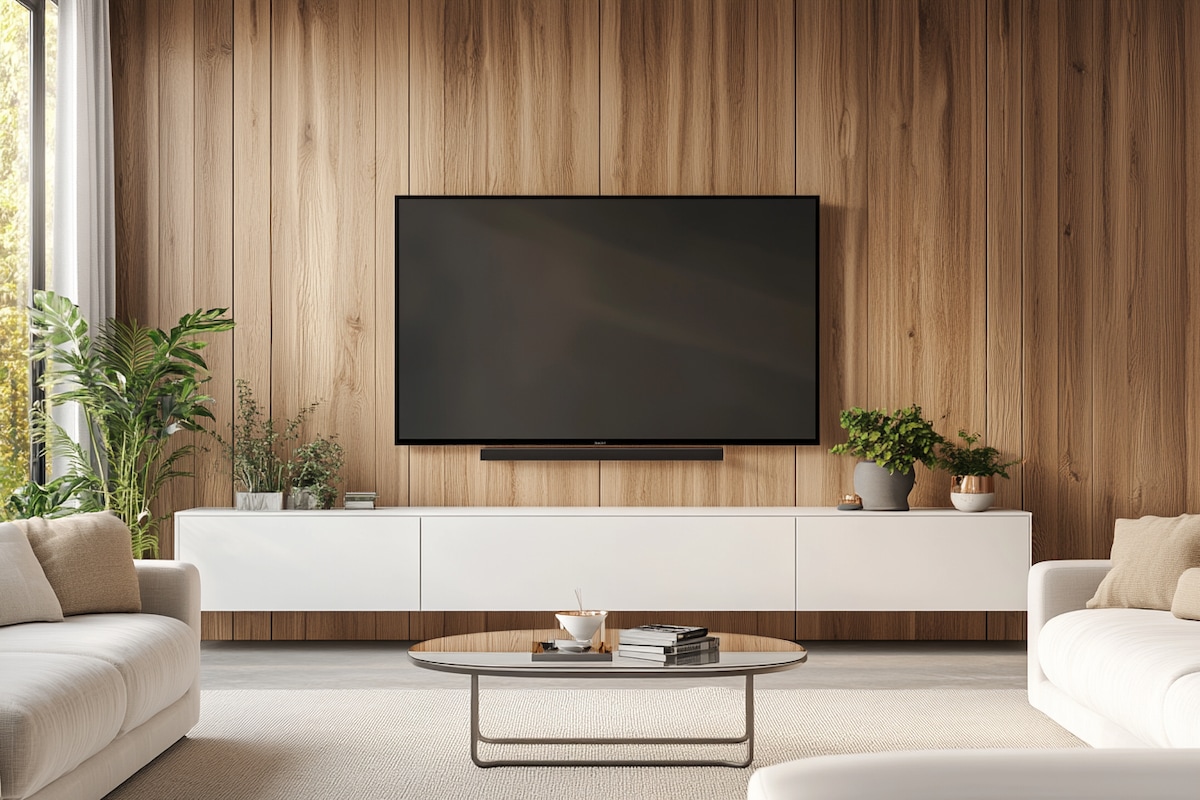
xmin=618 ymin=624 xmax=719 ymax=665
xmin=343 ymin=491 xmax=377 ymax=509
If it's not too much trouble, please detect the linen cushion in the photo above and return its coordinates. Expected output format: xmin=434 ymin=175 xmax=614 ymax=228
xmin=10 ymin=511 xmax=142 ymax=615
xmin=0 ymin=614 xmax=196 ymax=732
xmin=1037 ymin=607 xmax=1200 ymax=746
xmin=1087 ymin=514 xmax=1200 ymax=610
xmin=0 ymin=522 xmax=64 ymax=626
xmin=0 ymin=652 xmax=127 ymax=799
xmin=1172 ymin=568 xmax=1200 ymax=621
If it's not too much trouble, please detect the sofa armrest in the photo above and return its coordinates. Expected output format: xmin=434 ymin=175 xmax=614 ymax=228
xmin=747 ymin=748 xmax=1200 ymax=800
xmin=1027 ymin=559 xmax=1111 ymax=696
xmin=134 ymin=560 xmax=200 ymax=637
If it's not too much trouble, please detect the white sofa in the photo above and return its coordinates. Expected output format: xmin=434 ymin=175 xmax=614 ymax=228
xmin=0 ymin=560 xmax=200 ymax=800
xmin=1028 ymin=558 xmax=1200 ymax=747
xmin=748 ymin=558 xmax=1200 ymax=799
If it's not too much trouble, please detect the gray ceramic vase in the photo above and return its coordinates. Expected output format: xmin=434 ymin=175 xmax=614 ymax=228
xmin=853 ymin=461 xmax=916 ymax=511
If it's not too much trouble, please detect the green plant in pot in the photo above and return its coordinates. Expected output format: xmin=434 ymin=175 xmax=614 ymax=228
xmin=213 ymin=379 xmax=315 ymax=510
xmin=936 ymin=430 xmax=1021 ymax=513
xmin=829 ymin=405 xmax=944 ymax=511
xmin=8 ymin=291 xmax=234 ymax=556
xmin=289 ymin=435 xmax=344 ymax=510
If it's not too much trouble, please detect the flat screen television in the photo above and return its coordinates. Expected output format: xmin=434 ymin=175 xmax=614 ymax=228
xmin=394 ymin=195 xmax=819 ymax=447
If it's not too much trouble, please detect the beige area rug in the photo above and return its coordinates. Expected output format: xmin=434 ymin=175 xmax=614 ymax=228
xmin=106 ymin=689 xmax=1084 ymax=800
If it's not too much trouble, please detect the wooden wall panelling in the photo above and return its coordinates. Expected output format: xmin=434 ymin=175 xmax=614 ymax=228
xmin=233 ymin=611 xmax=272 ymax=640
xmin=112 ymin=0 xmax=159 ymax=325
xmin=985 ymin=0 xmax=1023 ymax=512
xmin=374 ymin=0 xmax=410 ymax=507
xmin=409 ymin=446 xmax=600 ymax=506
xmin=867 ymin=0 xmax=986 ymax=509
xmin=1019 ymin=0 xmax=1060 ymax=562
xmin=986 ymin=611 xmax=1026 ymax=641
xmin=375 ymin=612 xmax=411 ymax=641
xmin=408 ymin=0 xmax=602 ymax=506
xmin=305 ymin=612 xmax=378 ymax=640
xmin=194 ymin=0 xmax=235 ymax=511
xmin=1045 ymin=0 xmax=1096 ymax=560
xmin=1091 ymin=0 xmax=1190 ymax=550
xmin=598 ymin=0 xmax=796 ymax=506
xmin=793 ymin=0 xmax=869 ymax=506
xmin=795 ymin=611 xmax=986 ymax=641
xmin=200 ymin=611 xmax=234 ymax=640
xmin=1189 ymin=1 xmax=1200 ymax=517
xmin=271 ymin=612 xmax=307 ymax=640
xmin=406 ymin=612 xmax=446 ymax=641
xmin=155 ymin=0 xmax=197 ymax=559
xmin=232 ymin=0 xmax=273 ymax=440
xmin=271 ymin=0 xmax=377 ymax=496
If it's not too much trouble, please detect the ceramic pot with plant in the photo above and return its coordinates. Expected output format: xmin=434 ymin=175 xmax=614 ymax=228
xmin=936 ymin=430 xmax=1021 ymax=512
xmin=214 ymin=379 xmax=315 ymax=510
xmin=289 ymin=436 xmax=345 ymax=509
xmin=829 ymin=405 xmax=944 ymax=511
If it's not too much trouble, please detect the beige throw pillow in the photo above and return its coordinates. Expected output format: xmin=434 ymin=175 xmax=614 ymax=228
xmin=1087 ymin=514 xmax=1200 ymax=611
xmin=9 ymin=512 xmax=142 ymax=616
xmin=1172 ymin=568 xmax=1200 ymax=621
xmin=0 ymin=522 xmax=64 ymax=626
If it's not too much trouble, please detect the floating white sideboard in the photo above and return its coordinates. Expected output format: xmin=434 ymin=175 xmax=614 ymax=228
xmin=174 ymin=507 xmax=1031 ymax=613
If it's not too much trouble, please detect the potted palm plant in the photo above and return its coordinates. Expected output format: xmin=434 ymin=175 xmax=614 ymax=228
xmin=288 ymin=435 xmax=344 ymax=509
xmin=935 ymin=430 xmax=1021 ymax=512
xmin=9 ymin=291 xmax=234 ymax=556
xmin=829 ymin=405 xmax=944 ymax=511
xmin=213 ymin=379 xmax=314 ymax=510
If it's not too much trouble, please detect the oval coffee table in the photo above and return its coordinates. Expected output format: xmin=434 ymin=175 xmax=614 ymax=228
xmin=409 ymin=629 xmax=807 ymax=768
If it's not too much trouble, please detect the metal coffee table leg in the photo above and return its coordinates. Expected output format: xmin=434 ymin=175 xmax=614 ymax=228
xmin=469 ymin=673 xmax=756 ymax=768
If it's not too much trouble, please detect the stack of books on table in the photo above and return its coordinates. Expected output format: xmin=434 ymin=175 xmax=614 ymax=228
xmin=618 ymin=624 xmax=720 ymax=665
xmin=343 ymin=491 xmax=377 ymax=509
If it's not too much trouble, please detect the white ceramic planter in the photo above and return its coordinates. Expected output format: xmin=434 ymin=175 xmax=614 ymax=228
xmin=950 ymin=491 xmax=995 ymax=512
xmin=235 ymin=492 xmax=283 ymax=511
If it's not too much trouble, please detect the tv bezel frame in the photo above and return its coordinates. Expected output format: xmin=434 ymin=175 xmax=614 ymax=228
xmin=393 ymin=194 xmax=821 ymax=447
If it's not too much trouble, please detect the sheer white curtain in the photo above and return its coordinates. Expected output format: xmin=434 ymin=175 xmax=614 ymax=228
xmin=52 ymin=0 xmax=116 ymax=472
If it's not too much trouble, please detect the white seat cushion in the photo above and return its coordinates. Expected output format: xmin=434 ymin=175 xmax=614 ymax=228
xmin=1038 ymin=608 xmax=1200 ymax=746
xmin=1163 ymin=672 xmax=1200 ymax=746
xmin=0 ymin=614 xmax=197 ymax=732
xmin=0 ymin=652 xmax=126 ymax=799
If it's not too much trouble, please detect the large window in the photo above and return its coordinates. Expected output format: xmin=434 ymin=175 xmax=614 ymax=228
xmin=0 ymin=0 xmax=56 ymax=497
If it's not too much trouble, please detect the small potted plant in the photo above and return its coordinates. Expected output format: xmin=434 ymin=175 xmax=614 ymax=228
xmin=829 ymin=405 xmax=944 ymax=511
xmin=214 ymin=379 xmax=315 ymax=510
xmin=936 ymin=430 xmax=1021 ymax=512
xmin=289 ymin=436 xmax=345 ymax=509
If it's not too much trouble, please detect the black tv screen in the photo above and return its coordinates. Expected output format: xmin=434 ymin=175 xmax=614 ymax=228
xmin=394 ymin=196 xmax=819 ymax=446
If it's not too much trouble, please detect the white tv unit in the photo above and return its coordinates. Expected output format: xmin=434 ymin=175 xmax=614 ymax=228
xmin=174 ymin=507 xmax=1031 ymax=614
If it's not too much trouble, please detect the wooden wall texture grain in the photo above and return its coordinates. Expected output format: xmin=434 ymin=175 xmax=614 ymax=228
xmin=110 ymin=0 xmax=1200 ymax=641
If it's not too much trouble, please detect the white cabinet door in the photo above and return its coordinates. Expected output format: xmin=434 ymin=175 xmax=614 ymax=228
xmin=795 ymin=513 xmax=1030 ymax=611
xmin=176 ymin=513 xmax=421 ymax=611
xmin=421 ymin=515 xmax=796 ymax=611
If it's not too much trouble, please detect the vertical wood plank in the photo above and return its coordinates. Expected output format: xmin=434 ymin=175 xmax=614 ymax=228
xmin=271 ymin=612 xmax=307 ymax=640
xmin=794 ymin=0 xmax=869 ymax=506
xmin=156 ymin=0 xmax=197 ymax=558
xmin=1091 ymin=0 xmax=1189 ymax=552
xmin=1021 ymin=0 xmax=1059 ymax=562
xmin=1053 ymin=0 xmax=1096 ymax=559
xmin=305 ymin=612 xmax=378 ymax=640
xmin=271 ymin=0 xmax=377 ymax=496
xmin=233 ymin=0 xmax=273 ymax=446
xmin=375 ymin=612 xmax=411 ymax=640
xmin=1188 ymin=1 xmax=1200 ymax=518
xmin=409 ymin=446 xmax=599 ymax=506
xmin=868 ymin=0 xmax=987 ymax=509
xmin=200 ymin=611 xmax=233 ymax=640
xmin=111 ymin=0 xmax=159 ymax=325
xmin=409 ymin=0 xmax=445 ymax=194
xmin=375 ymin=0 xmax=409 ymax=506
xmin=599 ymin=448 xmax=795 ymax=506
xmin=986 ymin=0 xmax=1024 ymax=512
xmin=194 ymin=0 xmax=235 ymax=510
xmin=233 ymin=611 xmax=272 ymax=640
xmin=986 ymin=610 xmax=1027 ymax=641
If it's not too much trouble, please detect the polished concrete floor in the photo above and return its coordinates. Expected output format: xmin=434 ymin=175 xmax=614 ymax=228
xmin=201 ymin=640 xmax=1028 ymax=691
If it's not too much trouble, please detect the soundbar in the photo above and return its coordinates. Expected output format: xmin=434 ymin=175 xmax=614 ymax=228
xmin=480 ymin=447 xmax=725 ymax=462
